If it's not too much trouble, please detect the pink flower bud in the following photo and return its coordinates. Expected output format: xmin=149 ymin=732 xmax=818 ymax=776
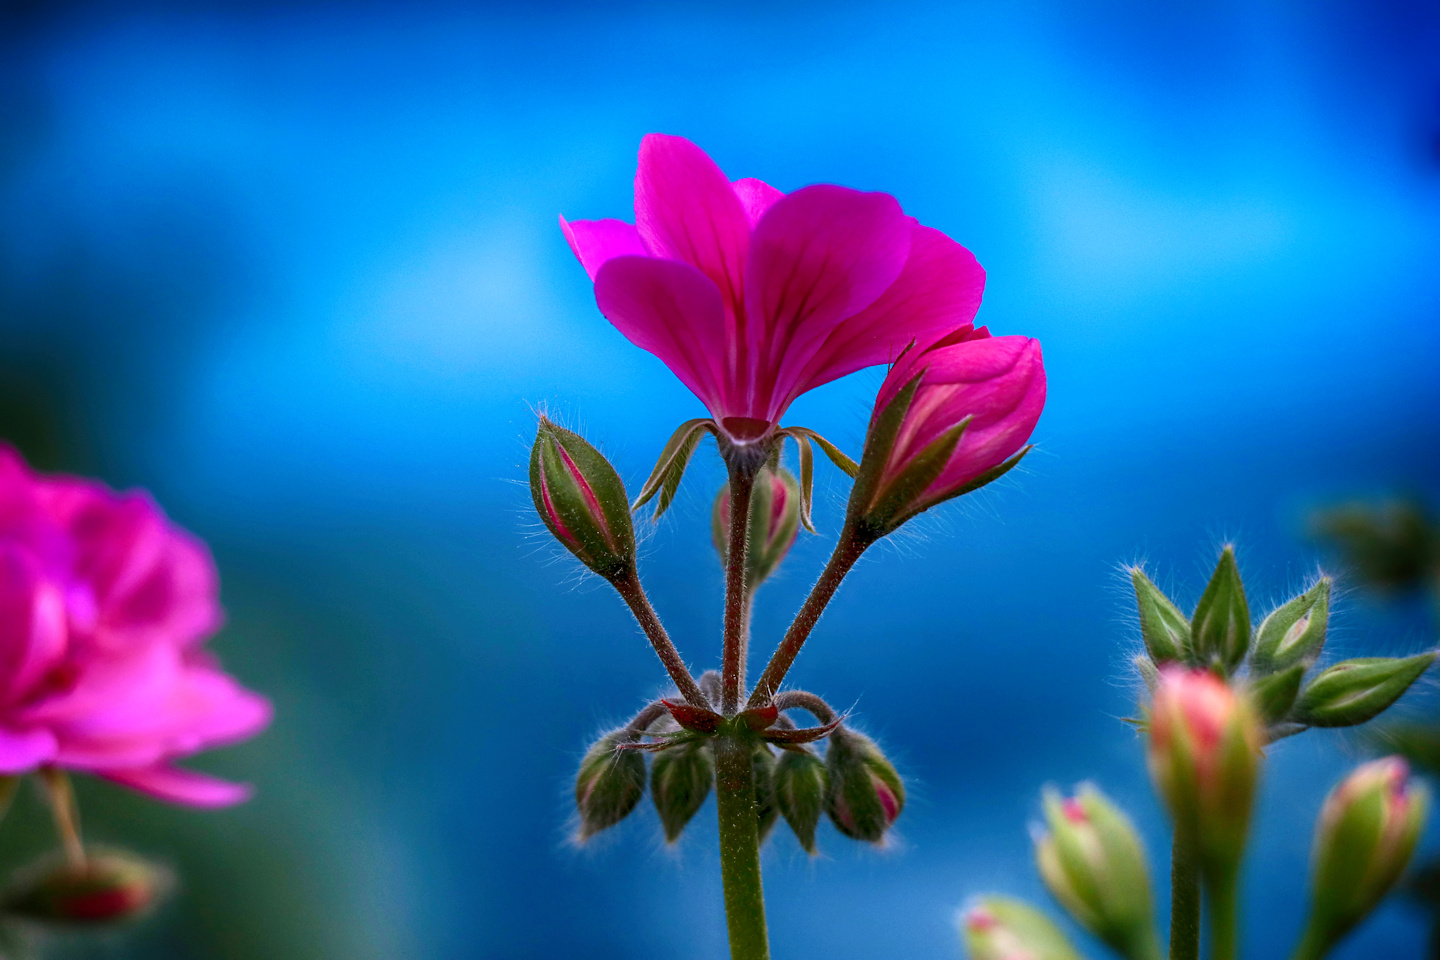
xmin=825 ymin=728 xmax=904 ymax=844
xmin=1299 ymin=756 xmax=1429 ymax=951
xmin=960 ymin=896 xmax=1082 ymax=960
xmin=1146 ymin=668 xmax=1262 ymax=877
xmin=2 ymin=849 xmax=168 ymax=925
xmin=711 ymin=467 xmax=801 ymax=589
xmin=530 ymin=418 xmax=636 ymax=581
xmin=851 ymin=329 xmax=1045 ymax=535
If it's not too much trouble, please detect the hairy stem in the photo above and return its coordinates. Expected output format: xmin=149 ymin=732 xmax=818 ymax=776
xmin=1206 ymin=869 xmax=1239 ymax=960
xmin=612 ymin=570 xmax=707 ymax=707
xmin=772 ymin=690 xmax=839 ymax=725
xmin=747 ymin=525 xmax=870 ymax=708
xmin=714 ymin=734 xmax=770 ymax=960
xmin=1170 ymin=828 xmax=1201 ymax=960
xmin=38 ymin=768 xmax=85 ymax=871
xmin=722 ymin=470 xmax=756 ymax=715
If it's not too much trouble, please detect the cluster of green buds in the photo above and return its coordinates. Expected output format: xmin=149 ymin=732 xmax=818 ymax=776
xmin=961 ymin=544 xmax=1434 ymax=960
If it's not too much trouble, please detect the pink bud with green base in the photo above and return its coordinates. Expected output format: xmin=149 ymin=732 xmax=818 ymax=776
xmin=825 ymin=728 xmax=904 ymax=844
xmin=960 ymin=896 xmax=1082 ymax=960
xmin=530 ymin=417 xmax=636 ymax=582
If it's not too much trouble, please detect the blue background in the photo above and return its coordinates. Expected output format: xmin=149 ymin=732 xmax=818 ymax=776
xmin=0 ymin=1 xmax=1438 ymax=957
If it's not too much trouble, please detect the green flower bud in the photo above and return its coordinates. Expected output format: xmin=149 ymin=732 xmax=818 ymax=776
xmin=1 ymin=849 xmax=167 ymax=925
xmin=1249 ymin=662 xmax=1305 ymax=725
xmin=1298 ymin=757 xmax=1429 ymax=954
xmin=712 ymin=467 xmax=802 ymax=590
xmin=753 ymin=746 xmax=779 ymax=844
xmin=651 ymin=741 xmax=714 ymax=843
xmin=775 ymin=749 xmax=827 ymax=855
xmin=575 ymin=730 xmax=646 ymax=841
xmin=1034 ymin=785 xmax=1160 ymax=960
xmin=1130 ymin=567 xmax=1190 ymax=664
xmin=1146 ymin=668 xmax=1263 ymax=879
xmin=825 ymin=728 xmax=904 ymax=844
xmin=1190 ymin=546 xmax=1250 ymax=672
xmin=530 ymin=417 xmax=635 ymax=581
xmin=1293 ymin=654 xmax=1435 ymax=728
xmin=960 ymin=896 xmax=1082 ymax=960
xmin=1251 ymin=578 xmax=1330 ymax=674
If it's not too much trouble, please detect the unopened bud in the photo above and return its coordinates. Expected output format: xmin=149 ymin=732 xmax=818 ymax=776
xmin=712 ymin=467 xmax=801 ymax=590
xmin=753 ymin=746 xmax=779 ymax=843
xmin=651 ymin=741 xmax=714 ymax=843
xmin=775 ymin=749 xmax=827 ymax=855
xmin=575 ymin=730 xmax=646 ymax=841
xmin=825 ymin=728 xmax=904 ymax=844
xmin=1034 ymin=785 xmax=1160 ymax=959
xmin=1299 ymin=757 xmax=1428 ymax=953
xmin=530 ymin=417 xmax=635 ymax=581
xmin=1249 ymin=662 xmax=1305 ymax=725
xmin=2 ymin=849 xmax=167 ymax=925
xmin=1189 ymin=547 xmax=1250 ymax=672
xmin=1293 ymin=654 xmax=1435 ymax=728
xmin=1251 ymin=578 xmax=1330 ymax=673
xmin=1146 ymin=668 xmax=1262 ymax=877
xmin=960 ymin=896 xmax=1082 ymax=960
xmin=1131 ymin=568 xmax=1190 ymax=664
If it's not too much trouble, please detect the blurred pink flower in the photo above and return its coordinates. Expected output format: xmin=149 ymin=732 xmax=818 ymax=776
xmin=870 ymin=328 xmax=1045 ymax=513
xmin=0 ymin=448 xmax=270 ymax=807
xmin=561 ymin=133 xmax=986 ymax=443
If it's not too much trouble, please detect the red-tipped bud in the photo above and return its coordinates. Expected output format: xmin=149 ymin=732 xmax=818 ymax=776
xmin=530 ymin=417 xmax=635 ymax=581
xmin=825 ymin=728 xmax=904 ymax=844
xmin=1146 ymin=668 xmax=1262 ymax=878
xmin=712 ymin=466 xmax=801 ymax=589
xmin=849 ymin=330 xmax=1044 ymax=536
xmin=960 ymin=896 xmax=1082 ymax=960
xmin=1 ymin=849 xmax=168 ymax=925
xmin=1298 ymin=757 xmax=1429 ymax=953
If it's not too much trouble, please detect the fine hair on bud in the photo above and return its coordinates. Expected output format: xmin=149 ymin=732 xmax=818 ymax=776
xmin=575 ymin=730 xmax=647 ymax=841
xmin=651 ymin=741 xmax=715 ymax=844
xmin=825 ymin=728 xmax=905 ymax=844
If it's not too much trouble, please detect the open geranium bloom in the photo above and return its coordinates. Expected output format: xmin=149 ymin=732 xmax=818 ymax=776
xmin=562 ymin=133 xmax=987 ymax=443
xmin=0 ymin=448 xmax=270 ymax=807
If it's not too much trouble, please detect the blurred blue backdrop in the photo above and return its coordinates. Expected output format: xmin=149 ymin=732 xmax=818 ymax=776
xmin=1 ymin=1 xmax=1438 ymax=957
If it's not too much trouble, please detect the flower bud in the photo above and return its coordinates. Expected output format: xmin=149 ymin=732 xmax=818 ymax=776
xmin=775 ymin=748 xmax=827 ymax=855
xmin=1034 ymin=785 xmax=1160 ymax=960
xmin=960 ymin=897 xmax=1082 ymax=960
xmin=1299 ymin=757 xmax=1428 ymax=952
xmin=651 ymin=741 xmax=714 ymax=843
xmin=1189 ymin=546 xmax=1250 ymax=673
xmin=753 ymin=745 xmax=779 ymax=844
xmin=825 ymin=728 xmax=904 ymax=844
xmin=712 ymin=467 xmax=801 ymax=590
xmin=1146 ymin=668 xmax=1262 ymax=876
xmin=1293 ymin=654 xmax=1435 ymax=728
xmin=1251 ymin=578 xmax=1330 ymax=674
xmin=530 ymin=417 xmax=635 ymax=581
xmin=575 ymin=730 xmax=647 ymax=841
xmin=1131 ymin=567 xmax=1190 ymax=665
xmin=1 ymin=849 xmax=167 ymax=925
xmin=849 ymin=331 xmax=1044 ymax=537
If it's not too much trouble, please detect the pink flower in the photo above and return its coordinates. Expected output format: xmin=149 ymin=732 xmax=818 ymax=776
xmin=561 ymin=134 xmax=986 ymax=443
xmin=859 ymin=328 xmax=1044 ymax=524
xmin=0 ymin=447 xmax=270 ymax=807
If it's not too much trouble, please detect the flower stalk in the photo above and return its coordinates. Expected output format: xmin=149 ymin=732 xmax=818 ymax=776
xmin=714 ymin=733 xmax=770 ymax=960
xmin=722 ymin=466 xmax=757 ymax=715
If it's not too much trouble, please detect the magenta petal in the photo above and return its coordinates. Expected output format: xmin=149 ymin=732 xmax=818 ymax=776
xmin=0 ymin=547 xmax=68 ymax=704
xmin=0 ymin=726 xmax=56 ymax=773
xmin=744 ymin=184 xmax=911 ymax=421
xmin=594 ymin=255 xmax=731 ymax=418
xmin=732 ymin=177 xmax=784 ymax=226
xmin=100 ymin=764 xmax=253 ymax=808
xmin=795 ymin=224 xmax=986 ymax=394
xmin=634 ymin=134 xmax=751 ymax=320
xmin=559 ymin=216 xmax=646 ymax=281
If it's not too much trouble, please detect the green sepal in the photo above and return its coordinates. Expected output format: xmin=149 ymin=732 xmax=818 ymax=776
xmin=847 ymin=374 xmax=923 ymax=528
xmin=863 ymin=418 xmax=970 ymax=532
xmin=753 ymin=745 xmax=779 ymax=843
xmin=531 ymin=419 xmax=635 ymax=581
xmin=1294 ymin=654 xmax=1436 ymax=728
xmin=1250 ymin=662 xmax=1305 ymax=725
xmin=574 ymin=731 xmax=647 ymax=840
xmin=783 ymin=427 xmax=859 ymax=477
xmin=1252 ymin=579 xmax=1330 ymax=674
xmin=1190 ymin=547 xmax=1251 ymax=673
xmin=632 ymin=418 xmax=715 ymax=517
xmin=651 ymin=740 xmax=714 ymax=843
xmin=794 ymin=433 xmax=817 ymax=533
xmin=775 ymin=748 xmax=827 ymax=855
xmin=1131 ymin=568 xmax=1190 ymax=664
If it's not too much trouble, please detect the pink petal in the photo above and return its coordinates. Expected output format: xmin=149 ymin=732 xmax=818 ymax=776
xmin=793 ymin=224 xmax=986 ymax=394
xmin=0 ymin=726 xmax=56 ymax=773
xmin=99 ymin=764 xmax=253 ymax=808
xmin=744 ymin=185 xmax=911 ymax=421
xmin=732 ymin=178 xmax=784 ymax=226
xmin=100 ymin=528 xmax=222 ymax=650
xmin=0 ymin=546 xmax=68 ymax=704
xmin=558 ymin=216 xmax=646 ymax=281
xmin=634 ymin=134 xmax=751 ymax=323
xmin=594 ymin=255 xmax=731 ymax=418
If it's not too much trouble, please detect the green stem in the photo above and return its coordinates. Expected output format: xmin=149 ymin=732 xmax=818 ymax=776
xmin=1170 ymin=828 xmax=1201 ymax=960
xmin=1287 ymin=926 xmax=1330 ymax=960
xmin=38 ymin=768 xmax=85 ymax=871
xmin=1206 ymin=869 xmax=1239 ymax=960
xmin=714 ymin=735 xmax=770 ymax=960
